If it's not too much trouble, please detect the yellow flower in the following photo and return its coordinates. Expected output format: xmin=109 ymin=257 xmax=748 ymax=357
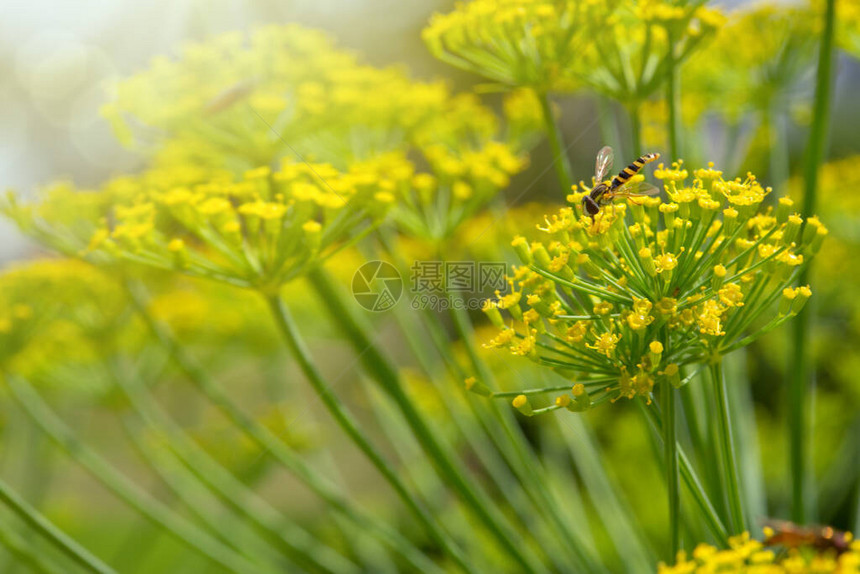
xmin=588 ymin=332 xmax=621 ymax=358
xmin=485 ymin=161 xmax=820 ymax=409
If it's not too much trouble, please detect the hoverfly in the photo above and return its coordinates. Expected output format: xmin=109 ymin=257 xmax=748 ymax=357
xmin=763 ymin=520 xmax=852 ymax=555
xmin=581 ymin=146 xmax=661 ymax=221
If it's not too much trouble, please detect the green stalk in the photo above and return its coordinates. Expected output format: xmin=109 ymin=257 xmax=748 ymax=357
xmin=4 ymin=373 xmax=260 ymax=574
xmin=0 ymin=475 xmax=114 ymax=574
xmin=662 ymin=379 xmax=680 ymax=560
xmin=112 ymin=364 xmax=359 ymax=574
xmin=264 ymin=293 xmax=473 ymax=574
xmin=628 ymin=102 xmax=643 ymax=158
xmin=537 ymin=90 xmax=574 ymax=192
xmin=596 ymin=96 xmax=622 ymax=156
xmin=0 ymin=517 xmax=65 ymax=574
xmin=789 ymin=0 xmax=836 ymax=524
xmin=709 ymin=362 xmax=745 ymax=534
xmin=640 ymin=401 xmax=729 ymax=547
xmin=123 ymin=279 xmax=443 ymax=574
xmin=306 ymin=267 xmax=545 ymax=573
xmin=665 ymin=29 xmax=681 ymax=161
xmin=445 ymin=295 xmax=604 ymax=572
xmin=556 ymin=416 xmax=655 ymax=571
xmin=118 ymin=417 xmax=288 ymax=573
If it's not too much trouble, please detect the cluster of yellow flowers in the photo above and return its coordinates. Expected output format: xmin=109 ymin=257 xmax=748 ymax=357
xmin=4 ymin=153 xmax=413 ymax=292
xmin=831 ymin=0 xmax=860 ymax=58
xmin=424 ymin=0 xmax=723 ymax=105
xmin=640 ymin=3 xmax=816 ymax=153
xmin=481 ymin=161 xmax=824 ymax=413
xmin=683 ymin=4 xmax=817 ymax=123
xmin=63 ymin=25 xmax=535 ymax=258
xmin=659 ymin=531 xmax=860 ymax=574
xmin=103 ymin=25 xmax=537 ymax=176
xmin=423 ymin=0 xmax=618 ymax=92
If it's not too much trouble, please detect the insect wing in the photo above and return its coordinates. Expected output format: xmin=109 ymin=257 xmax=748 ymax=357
xmin=613 ymin=181 xmax=661 ymax=197
xmin=595 ymin=146 xmax=614 ymax=183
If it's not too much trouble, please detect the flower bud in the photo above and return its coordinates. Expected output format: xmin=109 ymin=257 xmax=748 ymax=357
xmin=782 ymin=214 xmax=802 ymax=246
xmin=639 ymin=247 xmax=657 ymax=277
xmin=793 ymin=285 xmax=812 ymax=313
xmin=576 ymin=253 xmax=601 ymax=278
xmin=303 ymin=220 xmax=322 ymax=251
xmin=663 ymin=363 xmax=683 ymax=388
xmin=722 ymin=207 xmax=739 ymax=236
xmin=571 ymin=383 xmax=592 ymax=411
xmin=810 ymin=225 xmax=828 ymax=254
xmin=167 ymin=238 xmax=188 ymax=269
xmin=482 ymin=300 xmax=505 ymax=329
xmin=776 ymin=197 xmax=794 ymax=223
xmin=712 ymin=264 xmax=727 ymax=290
xmin=649 ymin=341 xmax=663 ymax=366
xmin=531 ymin=242 xmax=552 ymax=269
xmin=511 ymin=236 xmax=532 ymax=265
xmin=464 ymin=377 xmax=491 ymax=397
xmin=512 ymin=394 xmax=533 ymax=416
xmin=779 ymin=287 xmax=798 ymax=316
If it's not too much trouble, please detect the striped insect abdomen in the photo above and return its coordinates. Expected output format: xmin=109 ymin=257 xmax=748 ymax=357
xmin=610 ymin=152 xmax=660 ymax=190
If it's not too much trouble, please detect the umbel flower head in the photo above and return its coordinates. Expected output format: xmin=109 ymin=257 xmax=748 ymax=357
xmin=580 ymin=0 xmax=724 ymax=106
xmin=424 ymin=0 xmax=723 ymax=102
xmin=659 ymin=530 xmax=860 ymax=574
xmin=102 ymin=24 xmax=537 ymax=175
xmin=682 ymin=3 xmax=817 ymax=124
xmin=0 ymin=259 xmax=133 ymax=379
xmin=481 ymin=159 xmax=824 ymax=414
xmin=423 ymin=0 xmax=619 ymax=92
xmin=3 ymin=153 xmax=411 ymax=293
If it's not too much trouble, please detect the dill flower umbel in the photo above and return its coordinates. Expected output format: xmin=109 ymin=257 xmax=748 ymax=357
xmin=423 ymin=0 xmax=722 ymax=103
xmin=483 ymin=160 xmax=822 ymax=412
xmin=103 ymin=24 xmax=535 ymax=176
xmin=88 ymin=24 xmax=535 ymax=250
xmin=423 ymin=0 xmax=616 ymax=92
xmin=659 ymin=531 xmax=860 ymax=573
xmin=3 ymin=153 xmax=410 ymax=292
xmin=682 ymin=4 xmax=816 ymax=123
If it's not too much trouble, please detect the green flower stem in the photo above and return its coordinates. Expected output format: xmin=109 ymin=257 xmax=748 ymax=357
xmin=537 ymin=90 xmax=575 ymax=192
xmin=790 ymin=0 xmax=837 ymax=524
xmin=306 ymin=267 xmax=545 ymax=573
xmin=628 ymin=102 xmax=643 ymax=158
xmin=446 ymin=293 xmax=604 ymax=573
xmin=665 ymin=30 xmax=681 ymax=161
xmin=555 ymin=416 xmax=655 ymax=572
xmin=4 ymin=373 xmax=260 ymax=574
xmin=381 ymin=267 xmax=585 ymax=573
xmin=264 ymin=293 xmax=474 ymax=574
xmin=0 ymin=475 xmax=113 ymax=574
xmin=640 ymin=401 xmax=729 ymax=547
xmin=387 ymin=299 xmax=538 ymax=528
xmin=765 ymin=105 xmax=790 ymax=191
xmin=111 ymin=364 xmax=360 ymax=574
xmin=123 ymin=280 xmax=443 ymax=574
xmin=709 ymin=361 xmax=745 ymax=534
xmin=118 ymin=417 xmax=287 ymax=573
xmin=662 ymin=378 xmax=681 ymax=561
xmin=679 ymin=379 xmax=724 ymax=517
xmin=0 ymin=517 xmax=64 ymax=574
xmin=596 ymin=96 xmax=622 ymax=156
